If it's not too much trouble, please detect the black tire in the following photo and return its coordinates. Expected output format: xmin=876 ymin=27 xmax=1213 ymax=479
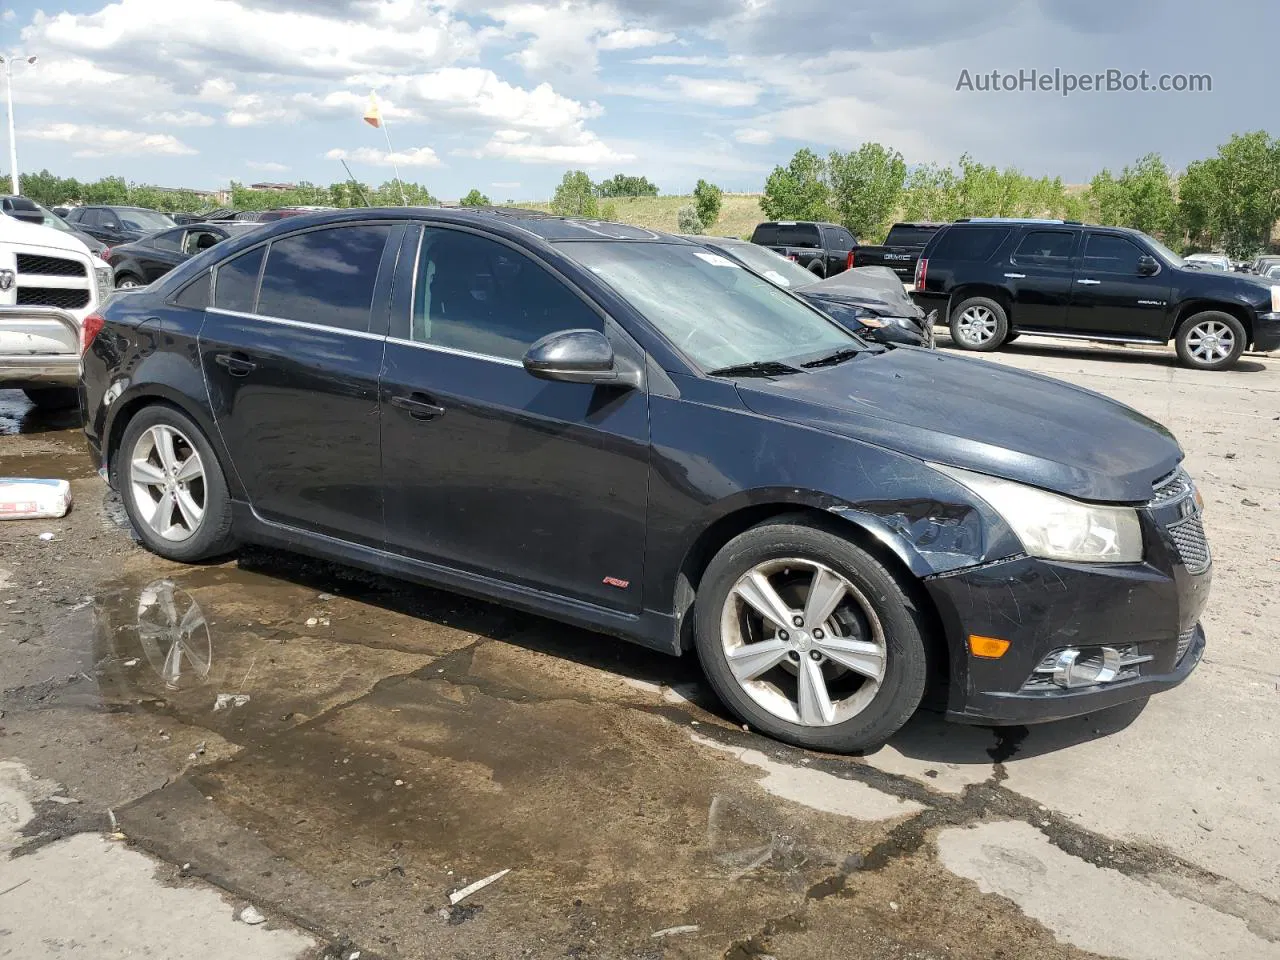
xmin=115 ymin=273 xmax=145 ymax=289
xmin=23 ymin=387 xmax=79 ymax=411
xmin=1004 ymin=331 xmax=1020 ymax=343
xmin=114 ymin=404 xmax=237 ymax=563
xmin=1175 ymin=311 xmax=1246 ymax=371
xmin=948 ymin=296 xmax=1009 ymax=352
xmin=808 ymin=261 xmax=826 ymax=279
xmin=694 ymin=519 xmax=929 ymax=753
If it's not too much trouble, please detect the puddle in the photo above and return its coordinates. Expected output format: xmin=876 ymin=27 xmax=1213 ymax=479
xmin=0 ymin=389 xmax=81 ymax=438
xmin=0 ymin=448 xmax=96 ymax=481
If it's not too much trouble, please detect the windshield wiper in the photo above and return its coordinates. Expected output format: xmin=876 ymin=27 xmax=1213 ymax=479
xmin=708 ymin=359 xmax=803 ymax=378
xmin=801 ymin=346 xmax=865 ymax=369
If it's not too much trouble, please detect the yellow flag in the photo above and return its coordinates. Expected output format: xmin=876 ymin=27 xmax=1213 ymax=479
xmin=363 ymin=92 xmax=382 ymax=129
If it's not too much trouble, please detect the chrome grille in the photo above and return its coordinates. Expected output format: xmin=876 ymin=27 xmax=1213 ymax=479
xmin=16 ymin=253 xmax=87 ymax=277
xmin=1175 ymin=628 xmax=1195 ymax=665
xmin=1150 ymin=469 xmax=1192 ymax=505
xmin=16 ymin=287 xmax=91 ymax=310
xmin=1167 ymin=514 xmax=1210 ymax=574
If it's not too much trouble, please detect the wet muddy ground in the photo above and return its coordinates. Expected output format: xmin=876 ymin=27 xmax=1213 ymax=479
xmin=1 ymin=340 xmax=1278 ymax=960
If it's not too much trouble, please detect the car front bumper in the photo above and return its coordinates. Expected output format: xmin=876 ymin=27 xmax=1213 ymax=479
xmin=925 ymin=547 xmax=1211 ymax=725
xmin=1253 ymin=311 xmax=1280 ymax=352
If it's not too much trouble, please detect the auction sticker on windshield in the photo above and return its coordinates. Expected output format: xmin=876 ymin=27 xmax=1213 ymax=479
xmin=693 ymin=252 xmax=738 ymax=268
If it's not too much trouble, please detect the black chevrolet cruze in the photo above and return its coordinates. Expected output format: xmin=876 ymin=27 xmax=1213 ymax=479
xmin=80 ymin=208 xmax=1212 ymax=753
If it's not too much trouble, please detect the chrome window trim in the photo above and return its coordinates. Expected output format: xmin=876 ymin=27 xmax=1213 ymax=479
xmin=385 ymin=335 xmax=525 ymax=367
xmin=206 ymin=306 xmax=386 ymax=341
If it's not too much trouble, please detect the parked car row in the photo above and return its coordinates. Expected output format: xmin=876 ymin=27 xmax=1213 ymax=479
xmin=80 ymin=206 xmax=1212 ymax=755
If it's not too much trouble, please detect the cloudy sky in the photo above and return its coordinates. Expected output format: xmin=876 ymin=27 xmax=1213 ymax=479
xmin=1 ymin=0 xmax=1271 ymax=199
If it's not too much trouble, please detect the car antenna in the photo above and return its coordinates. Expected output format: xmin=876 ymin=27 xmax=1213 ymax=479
xmin=339 ymin=159 xmax=373 ymax=208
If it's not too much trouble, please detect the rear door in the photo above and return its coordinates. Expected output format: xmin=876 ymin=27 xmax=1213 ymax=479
xmin=136 ymin=229 xmax=186 ymax=282
xmin=379 ymin=224 xmax=650 ymax=610
xmin=822 ymin=226 xmax=856 ymax=274
xmin=1066 ymin=231 xmax=1172 ymax=339
xmin=1003 ymin=228 xmax=1080 ymax=330
xmin=199 ymin=221 xmax=402 ymax=545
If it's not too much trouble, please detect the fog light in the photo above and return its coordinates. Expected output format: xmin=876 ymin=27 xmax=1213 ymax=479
xmin=1050 ymin=647 xmax=1122 ymax=689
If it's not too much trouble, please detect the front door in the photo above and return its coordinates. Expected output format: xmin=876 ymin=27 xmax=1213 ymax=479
xmin=1066 ymin=231 xmax=1173 ymax=339
xmin=199 ymin=222 xmax=401 ymax=545
xmin=1003 ymin=228 xmax=1080 ymax=330
xmin=380 ymin=224 xmax=650 ymax=611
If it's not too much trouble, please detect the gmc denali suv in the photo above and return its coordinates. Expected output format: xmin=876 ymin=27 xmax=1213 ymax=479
xmin=914 ymin=218 xmax=1280 ymax=370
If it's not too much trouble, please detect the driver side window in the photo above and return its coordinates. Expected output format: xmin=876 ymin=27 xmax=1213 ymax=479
xmin=410 ymin=228 xmax=600 ymax=361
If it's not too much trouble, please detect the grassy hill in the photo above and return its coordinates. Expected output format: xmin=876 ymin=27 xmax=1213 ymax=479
xmin=517 ymin=193 xmax=766 ymax=239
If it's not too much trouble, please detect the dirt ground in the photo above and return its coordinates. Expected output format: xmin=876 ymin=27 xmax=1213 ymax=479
xmin=1 ymin=337 xmax=1277 ymax=960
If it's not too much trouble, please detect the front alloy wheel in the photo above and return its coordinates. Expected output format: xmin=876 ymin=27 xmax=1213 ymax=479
xmin=721 ymin=558 xmax=887 ymax=726
xmin=1175 ymin=311 xmax=1246 ymax=371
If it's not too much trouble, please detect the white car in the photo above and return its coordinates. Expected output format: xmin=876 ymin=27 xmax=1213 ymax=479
xmin=0 ymin=214 xmax=114 ymax=409
xmin=1185 ymin=252 xmax=1232 ymax=272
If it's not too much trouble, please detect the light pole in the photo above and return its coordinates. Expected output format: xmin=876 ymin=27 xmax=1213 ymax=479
xmin=1 ymin=55 xmax=38 ymax=196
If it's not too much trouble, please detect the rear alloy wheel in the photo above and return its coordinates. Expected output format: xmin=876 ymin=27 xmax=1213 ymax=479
xmin=695 ymin=520 xmax=929 ymax=752
xmin=116 ymin=406 xmax=236 ymax=562
xmin=949 ymin=297 xmax=1009 ymax=351
xmin=1175 ymin=311 xmax=1246 ymax=371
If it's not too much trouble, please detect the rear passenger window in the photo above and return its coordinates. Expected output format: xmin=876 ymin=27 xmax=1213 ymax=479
xmin=1012 ymin=230 xmax=1076 ymax=264
xmin=930 ymin=226 xmax=1009 ymax=262
xmin=1084 ymin=234 xmax=1144 ymax=273
xmin=257 ymin=225 xmax=392 ymax=332
xmin=214 ymin=245 xmax=265 ymax=313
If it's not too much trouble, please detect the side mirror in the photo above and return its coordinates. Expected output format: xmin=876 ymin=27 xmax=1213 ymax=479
xmin=1136 ymin=255 xmax=1159 ymax=276
xmin=523 ymin=329 xmax=641 ymax=388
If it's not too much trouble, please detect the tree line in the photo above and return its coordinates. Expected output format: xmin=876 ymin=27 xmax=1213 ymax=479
xmin=758 ymin=131 xmax=1280 ymax=257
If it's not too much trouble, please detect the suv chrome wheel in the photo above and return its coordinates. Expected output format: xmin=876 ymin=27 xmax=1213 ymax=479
xmin=1185 ymin=319 xmax=1235 ymax=364
xmin=129 ymin=424 xmax=206 ymax=542
xmin=719 ymin=558 xmax=887 ymax=727
xmin=955 ymin=305 xmax=998 ymax=346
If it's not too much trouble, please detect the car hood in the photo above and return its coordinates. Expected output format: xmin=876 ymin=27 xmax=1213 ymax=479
xmin=807 ymin=268 xmax=923 ymax=318
xmin=734 ymin=348 xmax=1180 ymax=502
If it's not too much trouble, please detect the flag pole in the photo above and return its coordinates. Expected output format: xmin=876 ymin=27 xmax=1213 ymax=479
xmin=379 ymin=114 xmax=409 ymax=207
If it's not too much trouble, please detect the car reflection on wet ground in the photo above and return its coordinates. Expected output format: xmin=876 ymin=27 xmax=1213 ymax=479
xmin=3 ymin=353 xmax=1280 ymax=960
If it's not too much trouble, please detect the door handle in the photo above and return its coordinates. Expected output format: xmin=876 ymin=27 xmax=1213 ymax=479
xmin=214 ymin=353 xmax=257 ymax=376
xmin=392 ymin=393 xmax=446 ymax=421
xmin=1076 ymin=279 xmax=1101 ymax=285
xmin=1004 ymin=273 xmax=1026 ymax=279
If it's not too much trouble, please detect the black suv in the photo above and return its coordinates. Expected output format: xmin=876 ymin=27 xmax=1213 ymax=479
xmin=915 ymin=219 xmax=1280 ymax=370
xmin=750 ymin=221 xmax=856 ymax=278
xmin=64 ymin=205 xmax=176 ymax=246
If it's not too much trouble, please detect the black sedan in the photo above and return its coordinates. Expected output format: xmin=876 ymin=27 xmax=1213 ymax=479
xmin=109 ymin=223 xmax=259 ymax=287
xmin=81 ymin=208 xmax=1210 ymax=753
xmin=691 ymin=235 xmax=934 ymax=347
xmin=64 ymin=205 xmax=175 ymax=245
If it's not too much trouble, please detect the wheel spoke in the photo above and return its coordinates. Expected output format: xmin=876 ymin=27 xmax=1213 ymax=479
xmin=152 ymin=427 xmax=178 ymax=473
xmin=725 ymin=639 xmax=791 ymax=683
xmin=803 ymin=567 xmax=846 ymax=628
xmin=131 ymin=458 xmax=166 ymax=486
xmin=797 ymin=657 xmax=835 ymax=725
xmin=814 ymin=637 xmax=885 ymax=681
xmin=734 ymin=571 xmax=796 ymax=632
xmin=174 ymin=454 xmax=203 ymax=483
xmin=179 ymin=603 xmax=206 ymax=638
xmin=175 ymin=488 xmax=204 ymax=530
xmin=147 ymin=495 xmax=177 ymax=537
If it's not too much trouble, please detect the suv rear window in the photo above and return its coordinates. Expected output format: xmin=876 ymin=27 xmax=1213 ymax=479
xmin=929 ymin=226 xmax=1010 ymax=262
xmin=775 ymin=224 xmax=820 ymax=248
xmin=885 ymin=224 xmax=941 ymax=247
xmin=751 ymin=224 xmax=778 ymax=245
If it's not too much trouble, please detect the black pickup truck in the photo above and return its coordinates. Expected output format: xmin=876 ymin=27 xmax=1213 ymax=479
xmin=850 ymin=221 xmax=945 ymax=283
xmin=915 ymin=218 xmax=1280 ymax=370
xmin=749 ymin=221 xmax=857 ymax=278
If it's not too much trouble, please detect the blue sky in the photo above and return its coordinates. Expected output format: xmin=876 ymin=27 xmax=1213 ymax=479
xmin=1 ymin=0 xmax=1272 ymax=200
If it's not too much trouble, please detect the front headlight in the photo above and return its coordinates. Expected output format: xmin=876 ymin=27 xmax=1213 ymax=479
xmin=934 ymin=464 xmax=1144 ymax=563
xmin=94 ymin=265 xmax=114 ymax=304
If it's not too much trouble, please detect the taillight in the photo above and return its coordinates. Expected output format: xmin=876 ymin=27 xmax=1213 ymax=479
xmin=846 ymin=249 xmax=856 ymax=270
xmin=915 ymin=257 xmax=928 ymax=289
xmin=100 ymin=248 xmax=111 ymax=261
xmin=81 ymin=313 xmax=105 ymax=355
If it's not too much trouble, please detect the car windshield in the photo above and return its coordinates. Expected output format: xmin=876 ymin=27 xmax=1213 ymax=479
xmin=561 ymin=241 xmax=856 ymax=372
xmin=712 ymin=241 xmax=819 ymax=290
xmin=1142 ymin=233 xmax=1187 ymax=268
xmin=118 ymin=209 xmax=175 ymax=231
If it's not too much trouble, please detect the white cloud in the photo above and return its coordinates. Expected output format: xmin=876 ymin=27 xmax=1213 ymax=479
xmin=491 ymin=181 xmax=521 ymax=189
xmin=145 ymin=110 xmax=216 ymax=127
xmin=467 ymin=129 xmax=632 ymax=165
xmin=326 ymin=145 xmax=441 ymax=167
xmin=26 ymin=123 xmax=197 ymax=157
xmin=2 ymin=9 xmax=15 ymax=21
xmin=669 ymin=76 xmax=762 ymax=107
xmin=734 ymin=127 xmax=774 ymax=145
xmin=628 ymin=54 xmax=717 ymax=66
xmin=247 ymin=160 xmax=290 ymax=172
xmin=598 ymin=28 xmax=676 ymax=50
